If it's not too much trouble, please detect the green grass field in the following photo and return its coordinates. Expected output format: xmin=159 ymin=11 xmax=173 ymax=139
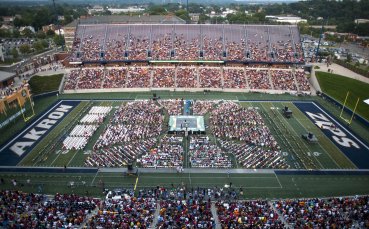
xmin=28 ymin=74 xmax=63 ymax=95
xmin=316 ymin=72 xmax=369 ymax=121
xmin=1 ymin=92 xmax=369 ymax=199
xmin=15 ymin=99 xmax=357 ymax=171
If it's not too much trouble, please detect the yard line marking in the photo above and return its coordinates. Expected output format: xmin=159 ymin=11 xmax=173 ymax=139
xmin=134 ymin=176 xmax=139 ymax=191
xmin=274 ymin=172 xmax=283 ymax=188
xmin=49 ymin=150 xmax=63 ymax=167
xmin=90 ymin=170 xmax=99 ymax=186
xmin=67 ymin=150 xmax=79 ymax=167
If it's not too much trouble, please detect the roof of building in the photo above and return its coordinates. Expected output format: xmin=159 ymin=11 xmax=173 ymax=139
xmin=0 ymin=71 xmax=16 ymax=82
xmin=65 ymin=15 xmax=186 ymax=27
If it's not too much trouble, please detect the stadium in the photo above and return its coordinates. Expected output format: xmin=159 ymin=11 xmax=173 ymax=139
xmin=1 ymin=17 xmax=369 ymax=228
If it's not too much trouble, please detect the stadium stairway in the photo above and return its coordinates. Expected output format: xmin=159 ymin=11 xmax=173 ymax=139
xmin=292 ymin=68 xmax=300 ymax=93
xmin=211 ymin=202 xmax=222 ymax=229
xmin=80 ymin=207 xmax=99 ymax=228
xmin=244 ymin=67 xmax=250 ymax=89
xmin=267 ymin=69 xmax=275 ymax=90
xmin=268 ymin=201 xmax=292 ymax=229
xmin=150 ymin=203 xmax=161 ymax=229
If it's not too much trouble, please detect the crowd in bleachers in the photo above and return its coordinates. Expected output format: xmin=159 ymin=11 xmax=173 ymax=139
xmin=295 ymin=70 xmax=311 ymax=92
xmin=0 ymin=190 xmax=99 ymax=228
xmin=87 ymin=194 xmax=156 ymax=228
xmin=63 ymin=66 xmax=311 ymax=92
xmin=152 ymin=68 xmax=175 ymax=88
xmin=77 ymin=69 xmax=104 ymax=89
xmin=271 ymin=70 xmax=297 ymax=91
xmin=223 ymin=68 xmax=247 ymax=89
xmin=2 ymin=188 xmax=367 ymax=229
xmin=199 ymin=68 xmax=222 ymax=88
xmin=216 ymin=200 xmax=284 ymax=228
xmin=126 ymin=66 xmax=151 ymax=88
xmin=129 ymin=35 xmax=150 ymax=60
xmin=157 ymin=198 xmax=215 ymax=228
xmin=274 ymin=196 xmax=369 ymax=228
xmin=152 ymin=33 xmax=172 ymax=60
xmin=103 ymin=68 xmax=127 ymax=88
xmin=71 ymin=24 xmax=303 ymax=63
xmin=247 ymin=69 xmax=272 ymax=90
xmin=94 ymin=100 xmax=162 ymax=149
xmin=189 ymin=136 xmax=232 ymax=168
xmin=176 ymin=67 xmax=197 ymax=88
xmin=64 ymin=69 xmax=80 ymax=90
xmin=173 ymin=34 xmax=199 ymax=61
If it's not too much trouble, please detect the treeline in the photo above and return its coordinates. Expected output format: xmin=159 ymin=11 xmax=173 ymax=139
xmin=264 ymin=0 xmax=369 ymax=35
xmin=0 ymin=5 xmax=87 ymax=30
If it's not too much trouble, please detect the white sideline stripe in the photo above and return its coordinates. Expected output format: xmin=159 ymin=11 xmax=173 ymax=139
xmin=0 ymin=100 xmax=63 ymax=152
xmin=140 ymin=176 xmax=277 ymax=179
xmin=312 ymin=102 xmax=369 ymax=151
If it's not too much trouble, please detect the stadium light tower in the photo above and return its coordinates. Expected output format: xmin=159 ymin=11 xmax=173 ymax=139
xmin=315 ymin=18 xmax=328 ymax=61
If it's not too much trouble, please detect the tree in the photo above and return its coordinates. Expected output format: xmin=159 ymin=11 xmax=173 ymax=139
xmin=41 ymin=40 xmax=49 ymax=49
xmin=12 ymin=30 xmax=20 ymax=38
xmin=36 ymin=31 xmax=46 ymax=39
xmin=21 ymin=28 xmax=34 ymax=38
xmin=11 ymin=47 xmax=19 ymax=59
xmin=46 ymin=29 xmax=55 ymax=37
xmin=175 ymin=9 xmax=190 ymax=22
xmin=33 ymin=41 xmax=44 ymax=52
xmin=198 ymin=13 xmax=210 ymax=24
xmin=19 ymin=44 xmax=31 ymax=54
xmin=53 ymin=35 xmax=65 ymax=46
xmin=13 ymin=17 xmax=26 ymax=27
xmin=147 ymin=5 xmax=167 ymax=15
xmin=356 ymin=23 xmax=369 ymax=36
xmin=0 ymin=29 xmax=11 ymax=38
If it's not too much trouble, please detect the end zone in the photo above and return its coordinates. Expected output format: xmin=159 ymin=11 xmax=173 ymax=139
xmin=0 ymin=100 xmax=80 ymax=166
xmin=294 ymin=101 xmax=369 ymax=169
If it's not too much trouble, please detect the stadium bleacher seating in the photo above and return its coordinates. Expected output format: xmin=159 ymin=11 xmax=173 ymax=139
xmin=64 ymin=66 xmax=311 ymax=93
xmin=2 ymin=189 xmax=367 ymax=229
xmin=70 ymin=24 xmax=303 ymax=63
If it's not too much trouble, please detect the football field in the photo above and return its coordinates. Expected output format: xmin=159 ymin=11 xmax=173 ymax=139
xmin=1 ymin=92 xmax=369 ymax=198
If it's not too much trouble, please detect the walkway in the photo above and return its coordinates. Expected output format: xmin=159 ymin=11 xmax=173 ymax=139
xmin=211 ymin=202 xmax=222 ymax=229
xmin=314 ymin=63 xmax=369 ymax=84
xmin=150 ymin=203 xmax=161 ymax=229
xmin=268 ymin=201 xmax=292 ymax=229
